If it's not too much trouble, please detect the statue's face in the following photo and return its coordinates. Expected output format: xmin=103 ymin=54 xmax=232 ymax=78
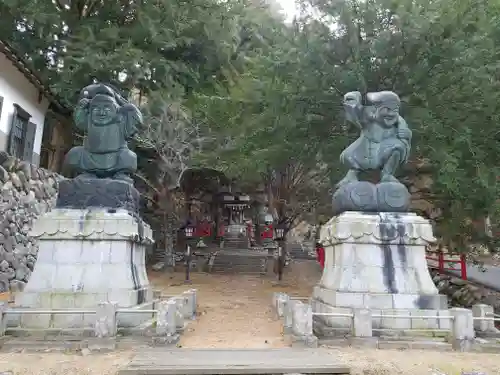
xmin=90 ymin=100 xmax=117 ymax=126
xmin=377 ymin=104 xmax=399 ymax=127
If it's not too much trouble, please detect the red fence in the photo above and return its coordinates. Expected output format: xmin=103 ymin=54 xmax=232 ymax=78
xmin=426 ymin=250 xmax=468 ymax=280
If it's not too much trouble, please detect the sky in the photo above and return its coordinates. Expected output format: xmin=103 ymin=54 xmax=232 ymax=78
xmin=275 ymin=0 xmax=300 ymax=21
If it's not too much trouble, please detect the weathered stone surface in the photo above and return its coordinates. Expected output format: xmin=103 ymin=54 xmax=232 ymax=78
xmin=0 ymin=152 xmax=62 ymax=292
xmin=56 ymin=176 xmax=140 ymax=213
xmin=332 ymin=180 xmax=410 ymax=215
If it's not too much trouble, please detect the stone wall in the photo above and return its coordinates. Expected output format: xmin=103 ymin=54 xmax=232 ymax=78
xmin=0 ymin=152 xmax=61 ymax=293
xmin=431 ymin=270 xmax=500 ymax=317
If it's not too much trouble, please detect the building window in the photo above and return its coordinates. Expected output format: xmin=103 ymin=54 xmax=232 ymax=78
xmin=8 ymin=104 xmax=36 ymax=163
xmin=10 ymin=114 xmax=27 ymax=159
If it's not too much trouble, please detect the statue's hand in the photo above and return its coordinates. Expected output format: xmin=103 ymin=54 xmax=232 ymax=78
xmin=78 ymin=98 xmax=91 ymax=108
xmin=397 ymin=127 xmax=411 ymax=140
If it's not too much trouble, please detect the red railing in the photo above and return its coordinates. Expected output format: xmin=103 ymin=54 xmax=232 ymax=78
xmin=426 ymin=250 xmax=468 ymax=280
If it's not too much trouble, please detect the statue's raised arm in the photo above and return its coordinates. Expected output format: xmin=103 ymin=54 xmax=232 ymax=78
xmin=118 ymin=103 xmax=143 ymax=139
xmin=73 ymin=97 xmax=91 ymax=132
xmin=343 ymin=91 xmax=364 ymax=129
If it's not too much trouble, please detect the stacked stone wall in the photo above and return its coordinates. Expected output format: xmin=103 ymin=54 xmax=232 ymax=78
xmin=0 ymin=152 xmax=62 ymax=293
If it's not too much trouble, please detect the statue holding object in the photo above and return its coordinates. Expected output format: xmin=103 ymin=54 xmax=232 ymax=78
xmin=332 ymin=91 xmax=412 ymax=214
xmin=58 ymin=83 xmax=143 ymax=213
xmin=64 ymin=83 xmax=142 ymax=183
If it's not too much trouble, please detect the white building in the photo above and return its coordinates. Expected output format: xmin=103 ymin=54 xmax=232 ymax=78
xmin=0 ymin=40 xmax=69 ymax=166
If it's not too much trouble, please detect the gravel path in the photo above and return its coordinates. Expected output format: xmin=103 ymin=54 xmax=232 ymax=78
xmin=1 ymin=260 xmax=500 ymax=374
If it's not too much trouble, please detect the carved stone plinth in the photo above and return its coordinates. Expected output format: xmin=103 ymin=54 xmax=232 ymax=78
xmin=332 ymin=181 xmax=410 ymax=215
xmin=312 ymin=211 xmax=449 ymax=334
xmin=56 ymin=177 xmax=140 ymax=214
xmin=12 ymin=208 xmax=154 ymax=329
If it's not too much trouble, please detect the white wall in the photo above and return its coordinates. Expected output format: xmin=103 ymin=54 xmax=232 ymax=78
xmin=0 ymin=52 xmax=50 ymax=160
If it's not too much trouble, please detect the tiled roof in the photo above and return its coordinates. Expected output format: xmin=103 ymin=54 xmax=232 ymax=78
xmin=0 ymin=39 xmax=69 ymax=114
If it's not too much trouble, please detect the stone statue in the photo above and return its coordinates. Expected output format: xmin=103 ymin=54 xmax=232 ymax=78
xmin=332 ymin=90 xmax=412 ymax=214
xmin=64 ymin=83 xmax=142 ymax=183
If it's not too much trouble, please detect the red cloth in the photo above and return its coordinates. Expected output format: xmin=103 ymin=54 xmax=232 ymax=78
xmin=316 ymin=246 xmax=325 ymax=269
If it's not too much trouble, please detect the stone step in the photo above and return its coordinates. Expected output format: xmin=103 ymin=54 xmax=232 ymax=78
xmin=119 ymin=348 xmax=351 ymax=375
xmin=208 ymin=251 xmax=268 ymax=274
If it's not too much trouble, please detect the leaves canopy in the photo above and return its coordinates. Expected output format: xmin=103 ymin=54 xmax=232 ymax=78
xmin=3 ymin=0 xmax=500 ymax=252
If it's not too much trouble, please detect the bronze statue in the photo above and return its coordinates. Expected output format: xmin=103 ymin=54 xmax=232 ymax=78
xmin=333 ymin=91 xmax=412 ymax=214
xmin=64 ymin=83 xmax=142 ymax=183
xmin=338 ymin=91 xmax=412 ymax=187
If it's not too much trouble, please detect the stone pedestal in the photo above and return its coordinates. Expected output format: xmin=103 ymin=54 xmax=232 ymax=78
xmin=312 ymin=211 xmax=449 ymax=333
xmin=12 ymin=208 xmax=154 ymax=329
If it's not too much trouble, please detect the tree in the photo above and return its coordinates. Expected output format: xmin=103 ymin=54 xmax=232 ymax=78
xmin=1 ymin=0 xmax=252 ymax=104
xmin=194 ymin=0 xmax=500 ymax=252
xmin=133 ymin=91 xmax=205 ymax=265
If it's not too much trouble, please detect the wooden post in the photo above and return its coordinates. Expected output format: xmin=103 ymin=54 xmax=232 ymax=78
xmin=460 ymin=254 xmax=467 ymax=280
xmin=438 ymin=251 xmax=445 ymax=273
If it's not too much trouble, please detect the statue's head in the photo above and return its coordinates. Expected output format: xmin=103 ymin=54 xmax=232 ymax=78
xmin=343 ymin=91 xmax=362 ymax=124
xmin=89 ymin=90 xmax=119 ymax=126
xmin=367 ymin=91 xmax=400 ymax=127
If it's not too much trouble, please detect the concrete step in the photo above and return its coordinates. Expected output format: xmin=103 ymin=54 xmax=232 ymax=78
xmin=119 ymin=348 xmax=351 ymax=375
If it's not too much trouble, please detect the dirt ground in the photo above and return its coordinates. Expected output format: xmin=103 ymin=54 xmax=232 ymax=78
xmin=1 ymin=260 xmax=500 ymax=375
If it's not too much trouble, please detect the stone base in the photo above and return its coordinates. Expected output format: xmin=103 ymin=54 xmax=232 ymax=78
xmin=311 ymin=300 xmax=451 ymax=334
xmin=56 ymin=177 xmax=140 ymax=214
xmin=291 ymin=334 xmax=319 ymax=348
xmin=314 ymin=211 xmax=450 ymax=335
xmin=332 ymin=181 xmax=410 ymax=215
xmin=12 ymin=208 xmax=154 ymax=329
xmin=313 ymin=286 xmax=447 ymax=310
xmin=318 ymin=212 xmax=441 ymax=296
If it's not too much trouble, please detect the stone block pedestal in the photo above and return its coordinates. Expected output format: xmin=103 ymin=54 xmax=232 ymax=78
xmin=12 ymin=208 xmax=154 ymax=329
xmin=312 ymin=211 xmax=449 ymax=333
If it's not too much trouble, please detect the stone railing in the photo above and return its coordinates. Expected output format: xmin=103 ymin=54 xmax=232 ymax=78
xmin=273 ymin=292 xmax=500 ymax=352
xmin=0 ymin=289 xmax=197 ymax=350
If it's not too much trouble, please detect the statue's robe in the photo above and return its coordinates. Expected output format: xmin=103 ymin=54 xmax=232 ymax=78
xmin=66 ymin=117 xmax=137 ymax=176
xmin=340 ymin=118 xmax=410 ymax=171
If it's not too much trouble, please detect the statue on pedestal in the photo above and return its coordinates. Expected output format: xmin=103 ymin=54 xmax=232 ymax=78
xmin=58 ymin=83 xmax=143 ymax=212
xmin=15 ymin=85 xmax=154 ymax=331
xmin=64 ymin=83 xmax=142 ymax=183
xmin=332 ymin=90 xmax=412 ymax=214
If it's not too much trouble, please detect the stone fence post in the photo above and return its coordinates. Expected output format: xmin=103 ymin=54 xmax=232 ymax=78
xmin=472 ymin=304 xmax=499 ymax=335
xmin=0 ymin=302 xmax=6 ymax=336
xmin=189 ymin=289 xmax=197 ymax=316
xmin=182 ymin=289 xmax=197 ymax=320
xmin=273 ymin=292 xmax=289 ymax=318
xmin=291 ymin=301 xmax=318 ymax=348
xmin=449 ymin=307 xmax=474 ymax=351
xmin=352 ymin=308 xmax=372 ymax=337
xmin=156 ymin=299 xmax=178 ymax=339
xmin=94 ymin=302 xmax=117 ymax=338
xmin=283 ymin=298 xmax=296 ymax=334
xmin=172 ymin=297 xmax=185 ymax=331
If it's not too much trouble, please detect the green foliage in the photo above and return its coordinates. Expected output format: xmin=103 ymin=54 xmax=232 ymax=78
xmin=3 ymin=0 xmax=500 ymax=250
xmin=193 ymin=0 xmax=500 ymax=248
